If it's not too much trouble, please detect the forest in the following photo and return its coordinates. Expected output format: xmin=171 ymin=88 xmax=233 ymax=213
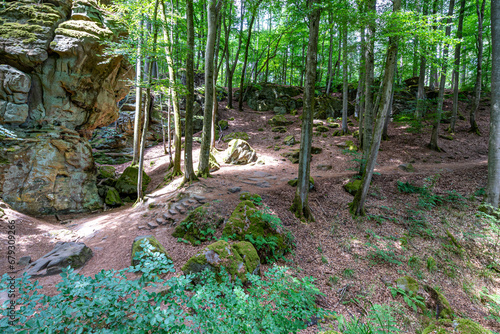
xmin=0 ymin=0 xmax=500 ymax=332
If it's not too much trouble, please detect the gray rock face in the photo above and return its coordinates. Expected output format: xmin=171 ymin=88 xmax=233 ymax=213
xmin=223 ymin=139 xmax=258 ymax=165
xmin=25 ymin=242 xmax=93 ymax=277
xmin=0 ymin=0 xmax=133 ymax=214
xmin=237 ymin=83 xmax=303 ymax=113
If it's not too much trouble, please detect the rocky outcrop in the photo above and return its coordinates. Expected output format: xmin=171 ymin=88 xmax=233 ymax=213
xmin=0 ymin=0 xmax=133 ymax=214
xmin=236 ymin=83 xmax=303 ymax=113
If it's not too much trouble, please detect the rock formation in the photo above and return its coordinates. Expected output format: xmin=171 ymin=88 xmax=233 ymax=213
xmin=0 ymin=0 xmax=133 ymax=214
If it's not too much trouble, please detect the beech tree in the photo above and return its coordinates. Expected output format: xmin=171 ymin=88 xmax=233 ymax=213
xmin=290 ymin=0 xmax=321 ymax=222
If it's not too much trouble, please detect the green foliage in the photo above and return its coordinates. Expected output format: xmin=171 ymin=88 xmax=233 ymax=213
xmin=366 ymin=242 xmax=403 ymax=266
xmin=390 ymin=287 xmax=425 ymax=313
xmin=343 ymin=268 xmax=355 ymax=278
xmin=477 ymin=204 xmax=500 ymax=266
xmin=480 ymin=288 xmax=500 ymax=324
xmin=336 ymin=304 xmax=400 ymax=334
xmin=0 ymin=240 xmax=328 ymax=333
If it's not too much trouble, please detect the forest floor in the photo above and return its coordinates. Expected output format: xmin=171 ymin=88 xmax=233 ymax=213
xmin=1 ymin=93 xmax=500 ymax=333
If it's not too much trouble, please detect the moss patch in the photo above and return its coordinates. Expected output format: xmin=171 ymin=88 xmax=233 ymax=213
xmin=115 ymin=166 xmax=151 ymax=196
xmin=344 ymin=180 xmax=362 ymax=195
xmin=222 ymin=132 xmax=249 ymax=143
xmin=422 ymin=319 xmax=492 ymax=334
xmin=104 ymin=187 xmax=122 ymax=206
xmin=0 ymin=22 xmax=44 ymax=43
xmin=131 ymin=235 xmax=171 ymax=266
xmin=56 ymin=20 xmax=112 ymax=40
xmin=172 ymin=203 xmax=224 ymax=245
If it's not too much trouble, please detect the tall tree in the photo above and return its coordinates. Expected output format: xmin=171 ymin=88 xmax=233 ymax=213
xmin=341 ymin=17 xmax=349 ymax=134
xmin=415 ymin=2 xmax=428 ymax=119
xmin=132 ymin=23 xmax=143 ymax=166
xmin=198 ymin=0 xmax=222 ymax=177
xmin=360 ymin=0 xmax=376 ymax=173
xmin=351 ymin=0 xmax=401 ymax=216
xmin=290 ymin=0 xmax=321 ymax=222
xmin=487 ymin=0 xmax=500 ymax=208
xmin=449 ymin=0 xmax=466 ymax=133
xmin=470 ymin=0 xmax=486 ymax=135
xmin=138 ymin=0 xmax=159 ymax=201
xmin=428 ymin=0 xmax=455 ymax=152
xmin=182 ymin=0 xmax=198 ymax=184
xmin=224 ymin=1 xmax=243 ymax=109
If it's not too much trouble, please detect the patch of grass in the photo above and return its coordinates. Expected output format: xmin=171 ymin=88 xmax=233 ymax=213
xmin=343 ymin=268 xmax=355 ymax=278
xmin=366 ymin=242 xmax=403 ymax=266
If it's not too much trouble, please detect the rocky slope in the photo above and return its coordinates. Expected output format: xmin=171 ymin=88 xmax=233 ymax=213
xmin=0 ymin=0 xmax=133 ymax=214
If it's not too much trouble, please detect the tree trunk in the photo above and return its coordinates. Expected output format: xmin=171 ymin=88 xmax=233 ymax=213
xmin=238 ymin=2 xmax=262 ymax=112
xmin=415 ymin=2 xmax=428 ymax=119
xmin=132 ymin=25 xmax=143 ymax=166
xmin=429 ymin=0 xmax=455 ymax=152
xmin=326 ymin=16 xmax=334 ymax=95
xmin=138 ymin=0 xmax=159 ymax=201
xmin=342 ymin=20 xmax=348 ymax=134
xmin=160 ymin=0 xmax=182 ymax=177
xmin=224 ymin=2 xmax=243 ymax=110
xmin=449 ymin=0 xmax=466 ymax=133
xmin=429 ymin=0 xmax=439 ymax=91
xmin=487 ymin=0 xmax=500 ymax=208
xmin=183 ymin=0 xmax=198 ymax=184
xmin=211 ymin=13 xmax=223 ymax=148
xmin=198 ymin=0 xmax=221 ymax=177
xmin=351 ymin=0 xmax=400 ymax=216
xmin=360 ymin=0 xmax=376 ymax=173
xmin=290 ymin=0 xmax=321 ymax=222
xmin=470 ymin=0 xmax=486 ymax=135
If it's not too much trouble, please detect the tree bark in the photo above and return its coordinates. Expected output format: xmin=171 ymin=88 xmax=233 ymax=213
xmin=488 ymin=0 xmax=500 ymax=208
xmin=415 ymin=2 xmax=428 ymax=119
xmin=138 ymin=0 xmax=159 ymax=201
xmin=182 ymin=0 xmax=198 ymax=184
xmin=132 ymin=23 xmax=143 ymax=166
xmin=224 ymin=1 xmax=243 ymax=110
xmin=198 ymin=0 xmax=221 ymax=177
xmin=429 ymin=0 xmax=455 ymax=151
xmin=290 ymin=0 xmax=321 ymax=222
xmin=449 ymin=0 xmax=466 ymax=133
xmin=360 ymin=0 xmax=376 ymax=173
xmin=342 ymin=19 xmax=349 ymax=134
xmin=326 ymin=15 xmax=334 ymax=95
xmin=470 ymin=0 xmax=486 ymax=135
xmin=351 ymin=0 xmax=400 ymax=216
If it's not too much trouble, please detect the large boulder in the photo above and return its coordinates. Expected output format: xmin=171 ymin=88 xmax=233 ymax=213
xmin=25 ymin=242 xmax=93 ymax=277
xmin=172 ymin=202 xmax=225 ymax=245
xmin=0 ymin=0 xmax=133 ymax=214
xmin=237 ymin=83 xmax=303 ymax=112
xmin=222 ymin=200 xmax=293 ymax=262
xmin=223 ymin=139 xmax=257 ymax=165
xmin=115 ymin=166 xmax=151 ymax=196
xmin=182 ymin=240 xmax=260 ymax=283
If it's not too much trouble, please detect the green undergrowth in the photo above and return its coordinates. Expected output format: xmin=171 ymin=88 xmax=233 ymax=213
xmin=0 ymin=240 xmax=329 ymax=333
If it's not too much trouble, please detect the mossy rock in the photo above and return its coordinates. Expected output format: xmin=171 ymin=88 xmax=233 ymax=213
xmin=131 ymin=235 xmax=171 ymax=266
xmin=422 ymin=319 xmax=492 ymax=334
xmin=222 ymin=132 xmax=249 ymax=143
xmin=222 ymin=200 xmax=292 ymax=262
xmin=172 ymin=203 xmax=224 ymax=245
xmin=395 ymin=276 xmax=419 ymax=294
xmin=424 ymin=285 xmax=454 ymax=320
xmin=223 ymin=139 xmax=257 ymax=165
xmin=97 ymin=165 xmax=116 ymax=179
xmin=345 ymin=140 xmax=358 ymax=151
xmin=239 ymin=193 xmax=262 ymax=205
xmin=232 ymin=241 xmax=261 ymax=275
xmin=209 ymin=151 xmax=220 ymax=171
xmin=281 ymin=150 xmax=300 ymax=164
xmin=218 ymin=120 xmax=229 ymax=130
xmin=288 ymin=177 xmax=314 ymax=191
xmin=271 ymin=126 xmax=287 ymax=133
xmin=268 ymin=114 xmax=292 ymax=126
xmin=104 ymin=187 xmax=122 ymax=206
xmin=283 ymin=135 xmax=296 ymax=146
xmin=315 ymin=125 xmax=330 ymax=133
xmin=328 ymin=122 xmax=340 ymax=128
xmin=332 ymin=130 xmax=343 ymax=137
xmin=352 ymin=130 xmax=360 ymax=138
xmin=115 ymin=166 xmax=151 ymax=196
xmin=344 ymin=179 xmax=362 ymax=195
xmin=181 ymin=240 xmax=260 ymax=284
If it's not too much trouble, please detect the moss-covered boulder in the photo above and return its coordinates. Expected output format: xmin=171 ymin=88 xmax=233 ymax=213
xmin=311 ymin=146 xmax=323 ymax=154
xmin=268 ymin=114 xmax=292 ymax=126
xmin=239 ymin=193 xmax=262 ymax=205
xmin=271 ymin=126 xmax=287 ymax=133
xmin=222 ymin=200 xmax=293 ymax=262
xmin=97 ymin=165 xmax=116 ymax=179
xmin=395 ymin=276 xmax=419 ymax=294
xmin=424 ymin=285 xmax=454 ymax=320
xmin=209 ymin=151 xmax=220 ymax=171
xmin=223 ymin=139 xmax=257 ymax=165
xmin=422 ymin=319 xmax=492 ymax=334
xmin=104 ymin=187 xmax=122 ymax=206
xmin=283 ymin=135 xmax=296 ymax=146
xmin=218 ymin=120 xmax=229 ymax=130
xmin=315 ymin=125 xmax=330 ymax=133
xmin=344 ymin=179 xmax=362 ymax=195
xmin=115 ymin=166 xmax=151 ymax=196
xmin=232 ymin=241 xmax=261 ymax=275
xmin=327 ymin=122 xmax=340 ymax=128
xmin=222 ymin=131 xmax=249 ymax=143
xmin=172 ymin=202 xmax=224 ymax=245
xmin=181 ymin=240 xmax=260 ymax=283
xmin=131 ymin=235 xmax=171 ymax=266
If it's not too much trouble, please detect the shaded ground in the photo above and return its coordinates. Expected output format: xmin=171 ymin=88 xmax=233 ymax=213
xmin=1 ymin=92 xmax=499 ymax=333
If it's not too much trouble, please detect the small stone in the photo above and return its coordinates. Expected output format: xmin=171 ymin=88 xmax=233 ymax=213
xmin=162 ymin=213 xmax=171 ymax=220
xmin=156 ymin=218 xmax=164 ymax=225
xmin=193 ymin=195 xmax=206 ymax=202
xmin=138 ymin=226 xmax=147 ymax=230
xmin=188 ymin=199 xmax=197 ymax=204
xmin=175 ymin=205 xmax=186 ymax=214
xmin=228 ymin=187 xmax=242 ymax=193
xmin=398 ymin=163 xmax=415 ymax=172
xmin=18 ymin=256 xmax=31 ymax=267
xmin=147 ymin=222 xmax=158 ymax=229
xmin=181 ymin=201 xmax=190 ymax=208
xmin=168 ymin=209 xmax=177 ymax=215
xmin=316 ymin=164 xmax=332 ymax=171
xmin=256 ymin=181 xmax=271 ymax=188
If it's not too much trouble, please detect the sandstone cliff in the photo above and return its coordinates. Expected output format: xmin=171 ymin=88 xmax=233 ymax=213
xmin=0 ymin=0 xmax=133 ymax=214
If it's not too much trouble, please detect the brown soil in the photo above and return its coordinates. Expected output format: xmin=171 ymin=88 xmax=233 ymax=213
xmin=1 ymin=94 xmax=499 ymax=333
